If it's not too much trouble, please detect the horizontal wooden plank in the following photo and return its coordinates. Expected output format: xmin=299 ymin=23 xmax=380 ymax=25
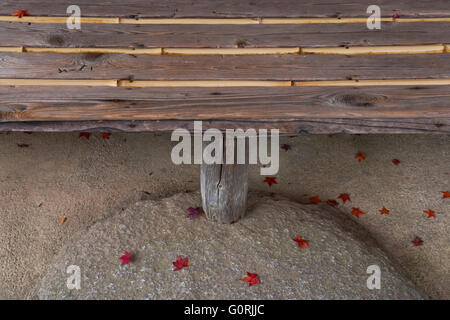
xmin=1 ymin=0 xmax=450 ymax=17
xmin=0 ymin=118 xmax=448 ymax=134
xmin=1 ymin=22 xmax=449 ymax=48
xmin=1 ymin=53 xmax=449 ymax=81
xmin=0 ymin=86 xmax=449 ymax=122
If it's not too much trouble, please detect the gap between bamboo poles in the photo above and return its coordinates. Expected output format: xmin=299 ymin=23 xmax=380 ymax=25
xmin=1 ymin=16 xmax=450 ymax=24
xmin=0 ymin=44 xmax=447 ymax=55
xmin=1 ymin=79 xmax=450 ymax=87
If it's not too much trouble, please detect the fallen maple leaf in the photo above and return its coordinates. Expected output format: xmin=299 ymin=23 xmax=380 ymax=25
xmin=187 ymin=207 xmax=201 ymax=219
xmin=101 ymin=132 xmax=111 ymax=139
xmin=351 ymin=207 xmax=366 ymax=218
xmin=79 ymin=132 xmax=91 ymax=139
xmin=379 ymin=206 xmax=390 ymax=215
xmin=119 ymin=251 xmax=132 ymax=265
xmin=356 ymin=152 xmax=365 ymax=162
xmin=263 ymin=177 xmax=277 ymax=187
xmin=423 ymin=209 xmax=435 ymax=218
xmin=393 ymin=13 xmax=401 ymax=19
xmin=293 ymin=236 xmax=309 ymax=248
xmin=24 ymin=131 xmax=33 ymax=135
xmin=280 ymin=144 xmax=291 ymax=151
xmin=12 ymin=10 xmax=29 ymax=18
xmin=392 ymin=159 xmax=400 ymax=165
xmin=412 ymin=236 xmax=423 ymax=247
xmin=173 ymin=255 xmax=189 ymax=271
xmin=310 ymin=195 xmax=322 ymax=204
xmin=327 ymin=199 xmax=338 ymax=207
xmin=60 ymin=216 xmax=67 ymax=223
xmin=338 ymin=193 xmax=351 ymax=204
xmin=240 ymin=272 xmax=260 ymax=286
xmin=441 ymin=191 xmax=450 ymax=199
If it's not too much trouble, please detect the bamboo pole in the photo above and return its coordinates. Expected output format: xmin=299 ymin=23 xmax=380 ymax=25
xmin=163 ymin=48 xmax=300 ymax=55
xmin=302 ymin=44 xmax=445 ymax=55
xmin=294 ymin=79 xmax=450 ymax=87
xmin=0 ymin=16 xmax=119 ymax=23
xmin=118 ymin=80 xmax=292 ymax=87
xmin=1 ymin=16 xmax=450 ymax=24
xmin=23 ymin=47 xmax=162 ymax=55
xmin=0 ymin=79 xmax=118 ymax=86
xmin=0 ymin=47 xmax=24 ymax=52
xmin=119 ymin=18 xmax=259 ymax=24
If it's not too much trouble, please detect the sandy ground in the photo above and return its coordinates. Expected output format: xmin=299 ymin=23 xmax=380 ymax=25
xmin=0 ymin=132 xmax=448 ymax=299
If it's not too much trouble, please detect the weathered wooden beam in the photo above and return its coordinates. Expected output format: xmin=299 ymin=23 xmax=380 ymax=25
xmin=2 ymin=53 xmax=450 ymax=81
xmin=200 ymin=141 xmax=248 ymax=223
xmin=2 ymin=22 xmax=450 ymax=48
xmin=0 ymin=118 xmax=447 ymax=134
xmin=0 ymin=86 xmax=449 ymax=122
xmin=1 ymin=0 xmax=449 ymax=17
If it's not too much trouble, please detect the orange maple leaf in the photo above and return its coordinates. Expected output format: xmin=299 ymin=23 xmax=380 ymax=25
xmin=12 ymin=10 xmax=29 ymax=18
xmin=351 ymin=207 xmax=366 ymax=218
xmin=240 ymin=272 xmax=260 ymax=286
xmin=60 ymin=216 xmax=67 ymax=223
xmin=293 ymin=236 xmax=309 ymax=248
xmin=423 ymin=209 xmax=435 ymax=218
xmin=101 ymin=132 xmax=111 ymax=139
xmin=338 ymin=193 xmax=351 ymax=204
xmin=356 ymin=152 xmax=365 ymax=162
xmin=441 ymin=191 xmax=450 ymax=199
xmin=379 ymin=206 xmax=390 ymax=215
xmin=309 ymin=195 xmax=322 ymax=204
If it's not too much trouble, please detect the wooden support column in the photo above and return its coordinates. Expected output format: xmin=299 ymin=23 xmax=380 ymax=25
xmin=200 ymin=140 xmax=248 ymax=224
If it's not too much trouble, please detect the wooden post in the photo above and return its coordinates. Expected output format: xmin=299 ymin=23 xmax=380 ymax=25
xmin=200 ymin=141 xmax=248 ymax=223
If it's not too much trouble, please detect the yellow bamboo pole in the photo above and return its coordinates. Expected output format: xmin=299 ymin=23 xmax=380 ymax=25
xmin=1 ymin=16 xmax=450 ymax=24
xmin=0 ymin=79 xmax=118 ymax=86
xmin=302 ymin=44 xmax=445 ymax=55
xmin=0 ymin=47 xmax=24 ymax=52
xmin=261 ymin=17 xmax=394 ymax=24
xmin=119 ymin=18 xmax=260 ymax=24
xmin=163 ymin=47 xmax=300 ymax=55
xmin=118 ymin=80 xmax=292 ymax=87
xmin=445 ymin=44 xmax=450 ymax=52
xmin=23 ymin=47 xmax=162 ymax=55
xmin=0 ymin=16 xmax=120 ymax=23
xmin=294 ymin=79 xmax=450 ymax=87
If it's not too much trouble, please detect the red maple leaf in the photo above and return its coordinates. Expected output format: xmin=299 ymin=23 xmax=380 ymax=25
xmin=187 ymin=207 xmax=201 ymax=219
xmin=423 ymin=209 xmax=435 ymax=218
xmin=119 ymin=251 xmax=132 ymax=265
xmin=379 ymin=206 xmax=390 ymax=215
xmin=173 ymin=255 xmax=189 ymax=271
xmin=79 ymin=132 xmax=91 ymax=139
xmin=293 ymin=236 xmax=309 ymax=248
xmin=327 ymin=199 xmax=338 ymax=207
xmin=12 ymin=10 xmax=29 ymax=18
xmin=393 ymin=13 xmax=401 ymax=19
xmin=101 ymin=132 xmax=111 ymax=139
xmin=441 ymin=191 xmax=450 ymax=199
xmin=412 ymin=236 xmax=423 ymax=247
xmin=356 ymin=152 xmax=365 ymax=162
xmin=263 ymin=177 xmax=277 ymax=187
xmin=280 ymin=144 xmax=291 ymax=151
xmin=351 ymin=207 xmax=366 ymax=218
xmin=310 ymin=195 xmax=322 ymax=204
xmin=24 ymin=131 xmax=33 ymax=134
xmin=338 ymin=193 xmax=351 ymax=203
xmin=240 ymin=272 xmax=260 ymax=286
xmin=392 ymin=159 xmax=400 ymax=165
